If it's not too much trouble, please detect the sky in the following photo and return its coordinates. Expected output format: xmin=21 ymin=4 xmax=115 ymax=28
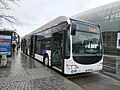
xmin=1 ymin=0 xmax=119 ymax=37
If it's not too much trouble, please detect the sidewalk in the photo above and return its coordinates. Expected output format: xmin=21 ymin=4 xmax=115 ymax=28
xmin=0 ymin=51 xmax=83 ymax=90
xmin=102 ymin=54 xmax=120 ymax=81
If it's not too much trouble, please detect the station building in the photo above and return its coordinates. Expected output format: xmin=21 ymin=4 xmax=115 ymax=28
xmin=72 ymin=1 xmax=120 ymax=55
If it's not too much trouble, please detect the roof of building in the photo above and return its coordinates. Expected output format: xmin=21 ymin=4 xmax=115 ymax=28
xmin=72 ymin=1 xmax=120 ymax=32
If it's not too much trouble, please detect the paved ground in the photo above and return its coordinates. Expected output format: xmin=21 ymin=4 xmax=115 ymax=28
xmin=102 ymin=55 xmax=120 ymax=80
xmin=0 ymin=52 xmax=83 ymax=90
xmin=69 ymin=72 xmax=120 ymax=90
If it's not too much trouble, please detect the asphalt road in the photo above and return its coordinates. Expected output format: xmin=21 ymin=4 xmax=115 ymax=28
xmin=68 ymin=72 xmax=120 ymax=90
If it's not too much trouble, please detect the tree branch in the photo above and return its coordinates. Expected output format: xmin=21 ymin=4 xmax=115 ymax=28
xmin=0 ymin=0 xmax=21 ymax=27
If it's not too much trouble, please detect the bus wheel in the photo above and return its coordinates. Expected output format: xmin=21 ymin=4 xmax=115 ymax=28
xmin=44 ymin=55 xmax=49 ymax=66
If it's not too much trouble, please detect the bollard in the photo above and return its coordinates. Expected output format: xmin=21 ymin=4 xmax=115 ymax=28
xmin=0 ymin=54 xmax=7 ymax=67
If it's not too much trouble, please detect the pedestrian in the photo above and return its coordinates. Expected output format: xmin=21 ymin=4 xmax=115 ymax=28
xmin=12 ymin=43 xmax=16 ymax=52
xmin=17 ymin=45 xmax=20 ymax=52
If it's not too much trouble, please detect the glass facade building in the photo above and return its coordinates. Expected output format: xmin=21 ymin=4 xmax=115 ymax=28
xmin=72 ymin=1 xmax=120 ymax=55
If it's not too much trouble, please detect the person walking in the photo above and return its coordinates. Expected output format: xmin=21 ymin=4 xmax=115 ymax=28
xmin=17 ymin=45 xmax=20 ymax=52
xmin=12 ymin=43 xmax=16 ymax=52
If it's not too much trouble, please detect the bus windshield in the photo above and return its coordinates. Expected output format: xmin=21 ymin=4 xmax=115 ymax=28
xmin=72 ymin=24 xmax=102 ymax=56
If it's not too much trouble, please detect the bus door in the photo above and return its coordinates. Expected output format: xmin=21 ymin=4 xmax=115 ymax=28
xmin=51 ymin=31 xmax=64 ymax=72
xmin=30 ymin=35 xmax=36 ymax=57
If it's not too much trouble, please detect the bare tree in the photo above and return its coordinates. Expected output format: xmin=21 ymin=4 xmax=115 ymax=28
xmin=0 ymin=0 xmax=20 ymax=27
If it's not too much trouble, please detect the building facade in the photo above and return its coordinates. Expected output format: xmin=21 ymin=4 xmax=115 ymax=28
xmin=72 ymin=1 xmax=120 ymax=55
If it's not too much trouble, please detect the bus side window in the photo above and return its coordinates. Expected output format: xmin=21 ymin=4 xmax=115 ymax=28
xmin=45 ymin=41 xmax=51 ymax=50
xmin=53 ymin=41 xmax=59 ymax=50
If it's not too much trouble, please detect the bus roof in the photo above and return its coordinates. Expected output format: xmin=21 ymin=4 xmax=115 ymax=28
xmin=23 ymin=16 xmax=100 ymax=39
xmin=23 ymin=16 xmax=71 ymax=38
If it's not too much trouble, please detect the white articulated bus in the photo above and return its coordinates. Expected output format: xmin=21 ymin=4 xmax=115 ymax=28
xmin=21 ymin=16 xmax=103 ymax=75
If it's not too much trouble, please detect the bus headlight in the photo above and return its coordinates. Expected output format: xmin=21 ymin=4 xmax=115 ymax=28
xmin=67 ymin=65 xmax=79 ymax=69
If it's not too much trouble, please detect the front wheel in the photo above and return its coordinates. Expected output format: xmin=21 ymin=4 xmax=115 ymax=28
xmin=44 ymin=55 xmax=49 ymax=66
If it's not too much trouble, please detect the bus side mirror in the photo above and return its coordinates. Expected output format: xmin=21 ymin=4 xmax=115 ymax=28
xmin=66 ymin=24 xmax=71 ymax=29
xmin=71 ymin=23 xmax=76 ymax=35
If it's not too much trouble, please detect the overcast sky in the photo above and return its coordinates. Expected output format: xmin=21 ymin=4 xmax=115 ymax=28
xmin=1 ymin=0 xmax=119 ymax=37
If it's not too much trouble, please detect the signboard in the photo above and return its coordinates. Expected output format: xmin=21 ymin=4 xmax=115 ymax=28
xmin=117 ymin=33 xmax=120 ymax=49
xmin=0 ymin=35 xmax=11 ymax=55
